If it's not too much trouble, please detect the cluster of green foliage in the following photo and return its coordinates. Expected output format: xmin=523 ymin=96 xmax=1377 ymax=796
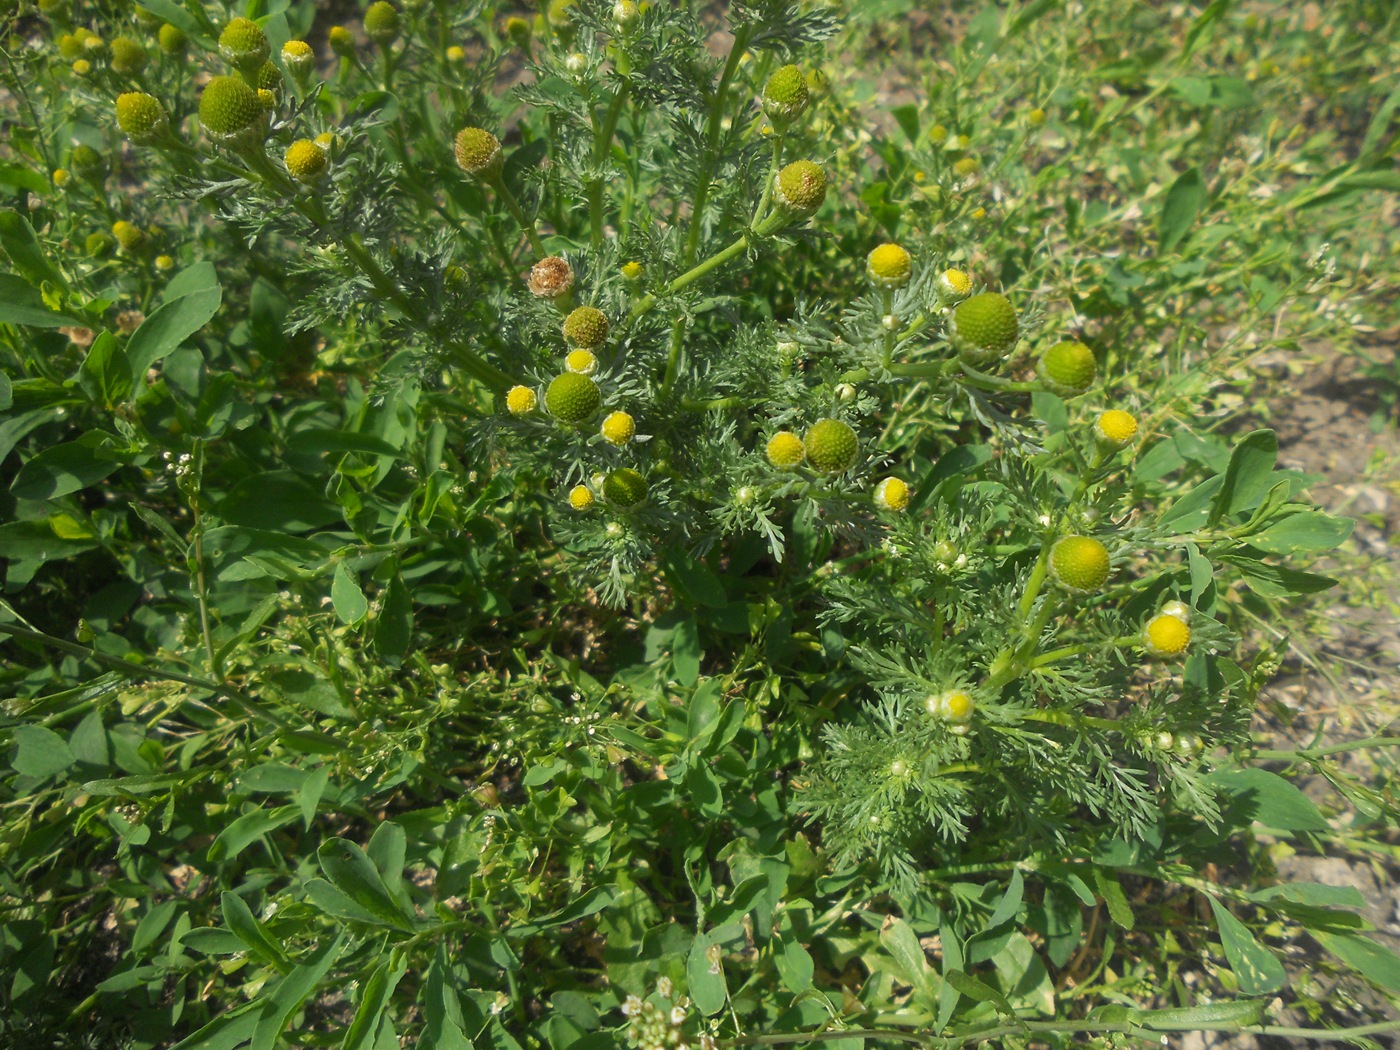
xmin=0 ymin=0 xmax=1397 ymax=1048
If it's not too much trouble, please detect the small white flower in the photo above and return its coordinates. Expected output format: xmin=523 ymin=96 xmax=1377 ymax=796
xmin=622 ymin=995 xmax=643 ymax=1017
xmin=656 ymin=976 xmax=673 ymax=998
xmin=670 ymin=1006 xmax=687 ymax=1025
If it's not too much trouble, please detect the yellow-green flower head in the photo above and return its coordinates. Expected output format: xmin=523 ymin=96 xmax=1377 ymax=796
xmin=282 ymin=39 xmax=314 ymax=78
xmin=81 ymin=31 xmax=105 ymax=55
xmin=71 ymin=144 xmax=103 ymax=172
xmin=454 ymin=126 xmax=502 ymax=178
xmin=603 ymin=467 xmax=648 ymax=507
xmin=85 ymin=231 xmax=115 ymax=258
xmin=256 ymin=88 xmax=277 ymax=110
xmin=562 ymin=305 xmax=609 ymax=349
xmin=805 ymin=68 xmax=830 ymax=98
xmin=446 ymin=44 xmax=466 ymax=62
xmin=57 ymin=33 xmax=85 ymax=60
xmin=545 ymin=372 xmax=601 ymax=423
xmin=936 ymin=267 xmax=973 ymax=301
xmin=873 ymin=476 xmax=910 ymax=512
xmin=109 ymin=36 xmax=148 ymax=75
xmin=255 ymin=60 xmax=283 ymax=94
xmin=115 ymin=92 xmax=169 ymax=145
xmin=158 ymin=24 xmax=188 ymax=56
xmin=867 ymin=242 xmax=912 ymax=290
xmin=926 ymin=689 xmax=975 ymax=727
xmin=928 ymin=123 xmax=949 ymax=145
xmin=199 ymin=76 xmax=267 ymax=150
xmin=72 ymin=59 xmax=92 ymax=76
xmin=766 ymin=431 xmax=805 ymax=470
xmin=564 ymin=348 xmax=598 ymax=376
xmin=505 ymin=384 xmax=537 ymax=415
xmin=612 ymin=0 xmax=640 ymax=31
xmin=1048 ymin=535 xmax=1111 ymax=593
xmin=952 ymin=155 xmax=980 ymax=177
xmin=284 ymin=139 xmax=328 ymax=183
xmin=364 ymin=2 xmax=401 ymax=46
xmin=315 ymin=131 xmax=339 ymax=152
xmin=762 ymin=64 xmax=809 ymax=123
xmin=52 ymin=168 xmax=71 ymax=188
xmin=329 ymin=25 xmax=356 ymax=57
xmin=803 ymin=418 xmax=858 ymax=474
xmin=621 ymin=260 xmax=643 ymax=281
xmin=111 ymin=220 xmax=146 ymax=252
xmin=774 ymin=160 xmax=827 ymax=215
xmin=1094 ymin=409 xmax=1138 ymax=449
xmin=504 ymin=16 xmax=531 ymax=48
xmin=219 ymin=16 xmax=270 ymax=73
xmin=1144 ymin=611 xmax=1191 ymax=658
xmin=600 ymin=410 xmax=635 ymax=445
xmin=155 ymin=253 xmax=175 ymax=271
xmin=950 ymin=291 xmax=1018 ymax=365
xmin=1037 ymin=340 xmax=1096 ymax=397
xmin=547 ymin=0 xmax=576 ymax=28
xmin=568 ymin=484 xmax=595 ymax=511
xmin=1028 ymin=107 xmax=1047 ymax=126
xmin=528 ymin=256 xmax=575 ymax=299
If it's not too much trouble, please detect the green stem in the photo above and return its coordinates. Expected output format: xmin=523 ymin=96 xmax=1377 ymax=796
xmin=0 ymin=623 xmax=287 ymax=728
xmin=589 ymin=83 xmax=630 ymax=249
xmin=1253 ymin=736 xmax=1400 ymax=761
xmin=683 ymin=26 xmax=752 ymax=266
xmin=488 ymin=174 xmax=547 ymax=258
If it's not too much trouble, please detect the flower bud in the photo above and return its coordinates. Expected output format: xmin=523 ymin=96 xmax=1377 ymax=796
xmin=158 ymin=24 xmax=188 ymax=57
xmin=562 ymin=306 xmax=609 ymax=349
xmin=612 ymin=0 xmax=639 ymax=31
xmin=866 ymin=242 xmax=912 ymax=289
xmin=568 ymin=484 xmax=595 ymax=511
xmin=1028 ymin=107 xmax=1046 ymax=126
xmin=255 ymin=61 xmax=283 ymax=96
xmin=364 ymin=2 xmax=401 ymax=46
xmin=1036 ymin=340 xmax=1096 ymax=396
xmin=446 ymin=45 xmax=465 ymax=62
xmin=115 ymin=92 xmax=169 ymax=145
xmin=603 ymin=468 xmax=648 ymax=507
xmin=621 ymin=260 xmax=643 ymax=280
xmin=111 ymin=220 xmax=146 ymax=252
xmin=528 ymin=256 xmax=575 ymax=300
xmin=600 ymin=410 xmax=635 ymax=445
xmin=57 ymin=33 xmax=84 ymax=61
xmin=545 ymin=373 xmax=601 ymax=423
xmin=155 ymin=254 xmax=175 ymax=271
xmin=505 ymin=385 xmax=537 ymax=415
xmin=1048 ymin=535 xmax=1111 ymax=594
xmin=505 ymin=16 xmax=532 ymax=49
xmin=874 ymin=477 xmax=910 ymax=512
xmin=109 ymin=36 xmax=148 ymax=75
xmin=803 ymin=418 xmax=858 ymax=474
xmin=219 ymin=16 xmax=270 ymax=73
xmin=328 ymin=25 xmax=356 ymax=58
xmin=284 ymin=139 xmax=328 ymax=183
xmin=762 ymin=64 xmax=809 ymax=123
xmin=952 ymin=155 xmax=980 ymax=178
xmin=773 ymin=160 xmax=827 ymax=215
xmin=454 ymin=127 xmax=502 ymax=178
xmin=282 ymin=39 xmax=314 ymax=80
xmin=1160 ymin=599 xmax=1190 ymax=622
xmin=51 ymin=168 xmax=71 ymax=188
xmin=85 ymin=231 xmax=115 ymax=258
xmin=72 ymin=59 xmax=92 ymax=76
xmin=70 ymin=144 xmax=103 ymax=173
xmin=1094 ymin=409 xmax=1138 ymax=449
xmin=199 ymin=75 xmax=267 ymax=150
xmin=950 ymin=291 xmax=1018 ymax=366
xmin=765 ymin=431 xmax=805 ymax=470
xmin=926 ymin=690 xmax=975 ymax=727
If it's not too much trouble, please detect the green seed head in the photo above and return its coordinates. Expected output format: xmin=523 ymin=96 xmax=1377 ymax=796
xmin=763 ymin=64 xmax=809 ymax=122
xmin=284 ymin=139 xmax=328 ymax=183
xmin=454 ymin=126 xmax=502 ymax=178
xmin=545 ymin=372 xmax=601 ymax=424
xmin=254 ymin=61 xmax=283 ymax=96
xmin=1037 ymin=340 xmax=1096 ymax=396
xmin=1049 ymin=535 xmax=1111 ymax=594
xmin=603 ymin=468 xmax=648 ymax=508
xmin=218 ymin=16 xmax=270 ymax=72
xmin=774 ymin=160 xmax=827 ymax=215
xmin=950 ymin=291 xmax=1018 ymax=365
xmin=364 ymin=2 xmax=401 ymax=46
xmin=109 ymin=36 xmax=148 ymax=75
xmin=803 ymin=418 xmax=859 ymax=474
xmin=562 ymin=306 xmax=609 ymax=349
xmin=115 ymin=92 xmax=169 ymax=145
xmin=198 ymin=76 xmax=267 ymax=150
xmin=158 ymin=24 xmax=187 ymax=56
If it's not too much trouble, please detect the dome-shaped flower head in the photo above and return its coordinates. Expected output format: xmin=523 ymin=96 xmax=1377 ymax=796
xmin=600 ymin=410 xmax=635 ymax=445
xmin=281 ymin=39 xmax=314 ymax=79
xmin=545 ymin=373 xmax=600 ymax=423
xmin=950 ymin=291 xmax=1018 ymax=366
xmin=158 ymin=24 xmax=187 ymax=56
xmin=562 ymin=306 xmax=609 ymax=349
xmin=328 ymin=25 xmax=356 ymax=57
xmin=116 ymin=92 xmax=169 ymax=145
xmin=1094 ymin=409 xmax=1138 ymax=450
xmin=1037 ymin=340 xmax=1096 ymax=396
xmin=284 ymin=139 xmax=328 ymax=183
xmin=505 ymin=385 xmax=537 ymax=415
xmin=199 ymin=76 xmax=269 ymax=151
xmin=774 ymin=160 xmax=827 ymax=215
xmin=1048 ymin=535 xmax=1111 ymax=594
xmin=218 ymin=16 xmax=270 ymax=73
xmin=528 ymin=256 xmax=575 ymax=300
xmin=1144 ymin=611 xmax=1191 ymax=658
xmin=364 ymin=2 xmax=401 ymax=46
xmin=873 ymin=476 xmax=910 ymax=512
xmin=867 ymin=243 xmax=912 ymax=290
xmin=766 ymin=432 xmax=804 ymax=469
xmin=111 ymin=220 xmax=146 ymax=252
xmin=762 ymin=64 xmax=809 ymax=123
xmin=803 ymin=418 xmax=858 ymax=474
xmin=568 ymin=484 xmax=595 ymax=511
xmin=109 ymin=36 xmax=148 ymax=75
xmin=454 ymin=127 xmax=502 ymax=179
xmin=603 ymin=468 xmax=648 ymax=507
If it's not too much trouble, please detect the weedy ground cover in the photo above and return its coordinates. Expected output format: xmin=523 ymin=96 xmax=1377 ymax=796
xmin=0 ymin=0 xmax=1398 ymax=1047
